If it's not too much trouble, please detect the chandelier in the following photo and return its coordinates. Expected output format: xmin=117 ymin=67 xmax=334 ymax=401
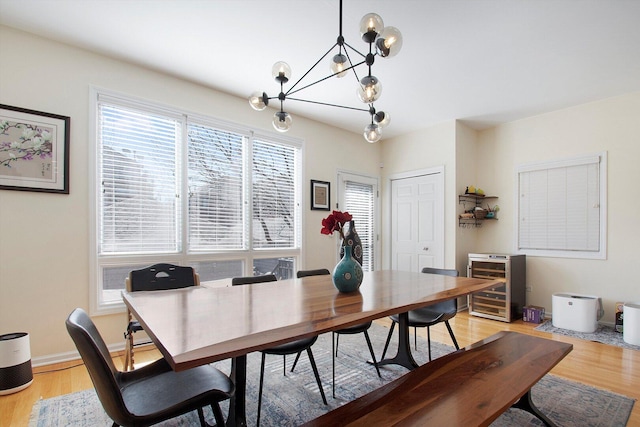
xmin=248 ymin=0 xmax=402 ymax=143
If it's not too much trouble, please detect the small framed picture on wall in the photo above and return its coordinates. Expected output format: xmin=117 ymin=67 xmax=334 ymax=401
xmin=311 ymin=179 xmax=330 ymax=211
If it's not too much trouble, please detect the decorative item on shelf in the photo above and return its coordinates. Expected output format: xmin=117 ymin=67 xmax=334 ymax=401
xmin=321 ymin=210 xmax=364 ymax=292
xmin=248 ymin=0 xmax=402 ymax=143
xmin=464 ymin=185 xmax=485 ymax=196
xmin=473 ymin=207 xmax=488 ymax=219
xmin=486 ymin=204 xmax=499 ymax=219
xmin=340 ymin=220 xmax=363 ymax=266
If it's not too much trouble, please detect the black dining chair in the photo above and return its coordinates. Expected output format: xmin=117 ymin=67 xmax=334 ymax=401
xmin=123 ymin=263 xmax=200 ymax=371
xmin=380 ymin=267 xmax=461 ymax=362
xmin=296 ymin=269 xmax=380 ymax=398
xmin=66 ymin=308 xmax=234 ymax=427
xmin=231 ymin=274 xmax=327 ymax=426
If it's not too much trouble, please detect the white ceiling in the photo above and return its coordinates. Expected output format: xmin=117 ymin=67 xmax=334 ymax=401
xmin=1 ymin=0 xmax=640 ymax=140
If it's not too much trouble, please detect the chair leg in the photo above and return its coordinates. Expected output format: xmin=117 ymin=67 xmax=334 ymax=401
xmin=306 ymin=348 xmax=328 ymax=405
xmin=290 ymin=351 xmax=302 ymax=372
xmin=123 ymin=337 xmax=131 ymax=371
xmin=210 ymin=402 xmax=226 ymax=427
xmin=197 ymin=407 xmax=206 ymax=427
xmin=335 ymin=333 xmax=340 ymax=356
xmin=426 ymin=327 xmax=432 ymax=361
xmin=445 ymin=320 xmax=460 ymax=350
xmin=123 ymin=332 xmax=133 ymax=371
xmin=258 ymin=353 xmax=266 ymax=427
xmin=414 ymin=327 xmax=418 ymax=350
xmin=380 ymin=321 xmax=396 ymax=361
xmin=128 ymin=332 xmax=135 ymax=370
xmin=363 ymin=330 xmax=381 ymax=377
xmin=332 ymin=332 xmax=336 ymax=398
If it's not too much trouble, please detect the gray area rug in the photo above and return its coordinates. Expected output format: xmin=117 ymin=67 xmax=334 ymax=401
xmin=535 ymin=320 xmax=640 ymax=350
xmin=30 ymin=323 xmax=635 ymax=426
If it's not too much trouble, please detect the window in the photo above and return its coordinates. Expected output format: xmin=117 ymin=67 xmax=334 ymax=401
xmin=338 ymin=172 xmax=379 ymax=271
xmin=91 ymin=90 xmax=301 ymax=313
xmin=516 ymin=152 xmax=607 ymax=259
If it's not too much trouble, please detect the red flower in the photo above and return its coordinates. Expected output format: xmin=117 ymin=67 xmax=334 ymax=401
xmin=320 ymin=210 xmax=352 ymax=239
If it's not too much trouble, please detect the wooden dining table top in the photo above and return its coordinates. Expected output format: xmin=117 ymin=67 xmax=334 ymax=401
xmin=122 ymin=269 xmax=500 ymax=372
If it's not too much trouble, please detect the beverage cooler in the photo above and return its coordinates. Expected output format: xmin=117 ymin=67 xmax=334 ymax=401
xmin=467 ymin=253 xmax=526 ymax=322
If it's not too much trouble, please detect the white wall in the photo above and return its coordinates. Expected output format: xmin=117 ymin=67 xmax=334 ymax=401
xmin=379 ymin=121 xmax=458 ymax=268
xmin=454 ymin=121 xmax=480 ymax=277
xmin=380 ymin=93 xmax=640 ymax=325
xmin=475 ymin=92 xmax=640 ymax=323
xmin=0 ymin=26 xmax=381 ymax=360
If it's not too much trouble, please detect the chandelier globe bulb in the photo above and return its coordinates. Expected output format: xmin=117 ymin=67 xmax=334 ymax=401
xmin=375 ymin=26 xmax=403 ymax=58
xmin=330 ymin=53 xmax=348 ymax=78
xmin=363 ymin=123 xmax=382 ymax=143
xmin=248 ymin=91 xmax=268 ymax=111
xmin=359 ymin=13 xmax=384 ymax=43
xmin=357 ymin=75 xmax=382 ymax=103
xmin=374 ymin=111 xmax=391 ymax=128
xmin=272 ymin=62 xmax=291 ymax=83
xmin=272 ymin=111 xmax=292 ymax=132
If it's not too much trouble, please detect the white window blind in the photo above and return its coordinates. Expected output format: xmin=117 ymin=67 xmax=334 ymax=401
xmin=344 ymin=180 xmax=375 ymax=271
xmin=252 ymin=138 xmax=298 ymax=249
xmin=187 ymin=123 xmax=245 ymax=251
xmin=517 ymin=153 xmax=606 ymax=259
xmin=98 ymin=103 xmax=182 ymax=254
xmin=93 ymin=90 xmax=301 ymax=313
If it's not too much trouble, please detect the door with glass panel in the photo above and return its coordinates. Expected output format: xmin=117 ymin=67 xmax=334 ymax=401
xmin=337 ymin=172 xmax=379 ymax=272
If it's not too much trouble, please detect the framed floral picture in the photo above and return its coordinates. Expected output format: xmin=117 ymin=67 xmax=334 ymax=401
xmin=311 ymin=179 xmax=330 ymax=211
xmin=0 ymin=104 xmax=70 ymax=194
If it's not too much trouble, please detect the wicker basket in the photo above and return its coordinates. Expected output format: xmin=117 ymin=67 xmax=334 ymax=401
xmin=474 ymin=209 xmax=488 ymax=219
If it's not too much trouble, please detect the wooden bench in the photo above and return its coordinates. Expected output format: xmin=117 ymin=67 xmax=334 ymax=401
xmin=303 ymin=331 xmax=572 ymax=427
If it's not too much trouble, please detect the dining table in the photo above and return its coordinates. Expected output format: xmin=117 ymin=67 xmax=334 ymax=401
xmin=122 ymin=269 xmax=500 ymax=426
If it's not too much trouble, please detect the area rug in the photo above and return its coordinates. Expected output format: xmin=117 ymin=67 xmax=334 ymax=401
xmin=535 ymin=321 xmax=639 ymax=351
xmin=30 ymin=323 xmax=635 ymax=426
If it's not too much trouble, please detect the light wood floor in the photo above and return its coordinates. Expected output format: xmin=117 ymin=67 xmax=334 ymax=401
xmin=1 ymin=312 xmax=638 ymax=426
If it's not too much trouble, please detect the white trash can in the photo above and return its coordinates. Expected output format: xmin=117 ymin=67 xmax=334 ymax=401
xmin=552 ymin=293 xmax=603 ymax=333
xmin=0 ymin=332 xmax=33 ymax=395
xmin=623 ymin=302 xmax=640 ymax=346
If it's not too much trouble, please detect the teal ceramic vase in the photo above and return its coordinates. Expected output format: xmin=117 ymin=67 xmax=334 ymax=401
xmin=332 ymin=245 xmax=364 ymax=293
xmin=340 ymin=220 xmax=363 ymax=266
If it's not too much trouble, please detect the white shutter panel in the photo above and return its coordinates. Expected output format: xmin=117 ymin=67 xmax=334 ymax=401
xmin=98 ymin=103 xmax=181 ymax=254
xmin=344 ymin=180 xmax=375 ymax=271
xmin=252 ymin=139 xmax=298 ymax=249
xmin=519 ymin=158 xmax=600 ymax=252
xmin=187 ymin=123 xmax=245 ymax=251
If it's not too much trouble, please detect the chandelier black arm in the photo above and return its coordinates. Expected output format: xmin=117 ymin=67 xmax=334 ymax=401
xmin=285 ymin=97 xmax=370 ymax=112
xmin=286 ymin=58 xmax=367 ymax=97
xmin=287 ymin=43 xmax=339 ymax=94
xmin=342 ymin=47 xmax=363 ymax=84
xmin=342 ymin=41 xmax=369 ymax=59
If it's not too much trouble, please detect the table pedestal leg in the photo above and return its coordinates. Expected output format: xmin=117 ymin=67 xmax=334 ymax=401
xmin=226 ymin=355 xmax=247 ymax=427
xmin=512 ymin=389 xmax=557 ymax=427
xmin=376 ymin=312 xmax=419 ymax=370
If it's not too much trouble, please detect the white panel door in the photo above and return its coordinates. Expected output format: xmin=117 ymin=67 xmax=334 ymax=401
xmin=391 ymin=172 xmax=443 ymax=271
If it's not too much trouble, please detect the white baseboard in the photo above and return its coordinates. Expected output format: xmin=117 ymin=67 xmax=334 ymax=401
xmin=31 ymin=342 xmax=127 ymax=368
